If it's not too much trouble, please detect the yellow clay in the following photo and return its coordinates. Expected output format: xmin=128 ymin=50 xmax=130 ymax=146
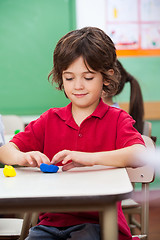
xmin=3 ymin=165 xmax=16 ymax=177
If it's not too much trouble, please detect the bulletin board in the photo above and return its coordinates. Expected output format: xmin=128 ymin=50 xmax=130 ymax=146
xmin=105 ymin=0 xmax=160 ymax=56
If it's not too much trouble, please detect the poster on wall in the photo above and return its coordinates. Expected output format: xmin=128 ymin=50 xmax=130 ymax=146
xmin=106 ymin=0 xmax=160 ymax=56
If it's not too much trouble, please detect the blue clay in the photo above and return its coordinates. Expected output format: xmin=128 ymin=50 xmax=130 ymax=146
xmin=40 ymin=163 xmax=59 ymax=173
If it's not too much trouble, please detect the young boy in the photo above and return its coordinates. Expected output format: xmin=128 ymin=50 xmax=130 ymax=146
xmin=0 ymin=27 xmax=145 ymax=240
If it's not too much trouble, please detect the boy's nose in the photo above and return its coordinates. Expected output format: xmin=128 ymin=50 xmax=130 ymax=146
xmin=74 ymin=78 xmax=84 ymax=89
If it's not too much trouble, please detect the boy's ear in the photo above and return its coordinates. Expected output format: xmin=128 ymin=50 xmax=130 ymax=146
xmin=103 ymin=81 xmax=110 ymax=86
xmin=103 ymin=69 xmax=114 ymax=86
xmin=108 ymin=69 xmax=114 ymax=76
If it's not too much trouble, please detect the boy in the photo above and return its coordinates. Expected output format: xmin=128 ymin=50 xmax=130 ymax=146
xmin=0 ymin=27 xmax=145 ymax=240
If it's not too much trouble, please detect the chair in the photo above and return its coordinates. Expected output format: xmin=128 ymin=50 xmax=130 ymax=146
xmin=0 ymin=212 xmax=37 ymax=240
xmin=0 ymin=217 xmax=23 ymax=240
xmin=0 ymin=214 xmax=28 ymax=240
xmin=0 ymin=115 xmax=25 ymax=239
xmin=1 ymin=115 xmax=24 ymax=135
xmin=122 ymin=119 xmax=153 ymax=238
xmin=142 ymin=121 xmax=152 ymax=138
xmin=123 ymin=135 xmax=155 ymax=240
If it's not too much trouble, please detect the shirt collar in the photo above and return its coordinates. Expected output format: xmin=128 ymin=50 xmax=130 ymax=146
xmin=54 ymin=98 xmax=109 ymax=127
xmin=54 ymin=102 xmax=72 ymax=121
xmin=54 ymin=103 xmax=78 ymax=129
xmin=91 ymin=98 xmax=109 ymax=119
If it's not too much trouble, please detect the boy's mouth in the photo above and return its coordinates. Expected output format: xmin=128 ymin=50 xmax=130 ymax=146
xmin=73 ymin=93 xmax=88 ymax=97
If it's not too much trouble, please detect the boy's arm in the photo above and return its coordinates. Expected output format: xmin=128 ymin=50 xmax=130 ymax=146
xmin=0 ymin=142 xmax=51 ymax=167
xmin=52 ymin=144 xmax=146 ymax=171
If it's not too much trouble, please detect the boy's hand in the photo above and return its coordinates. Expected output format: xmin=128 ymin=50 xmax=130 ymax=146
xmin=51 ymin=150 xmax=94 ymax=171
xmin=19 ymin=151 xmax=51 ymax=167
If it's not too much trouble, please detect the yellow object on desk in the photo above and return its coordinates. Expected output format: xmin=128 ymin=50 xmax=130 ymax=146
xmin=3 ymin=165 xmax=16 ymax=177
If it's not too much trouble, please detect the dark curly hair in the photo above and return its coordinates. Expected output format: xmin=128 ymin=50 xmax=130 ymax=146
xmin=48 ymin=27 xmax=120 ymax=96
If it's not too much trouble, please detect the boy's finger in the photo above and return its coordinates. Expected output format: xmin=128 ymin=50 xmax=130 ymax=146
xmin=32 ymin=153 xmax=50 ymax=167
xmin=24 ymin=154 xmax=36 ymax=166
xmin=41 ymin=153 xmax=51 ymax=164
xmin=25 ymin=152 xmax=50 ymax=167
xmin=62 ymin=162 xmax=74 ymax=171
xmin=62 ymin=155 xmax=71 ymax=164
xmin=51 ymin=150 xmax=69 ymax=164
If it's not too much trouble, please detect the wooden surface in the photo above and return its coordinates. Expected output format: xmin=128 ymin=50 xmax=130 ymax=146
xmin=119 ymin=101 xmax=160 ymax=120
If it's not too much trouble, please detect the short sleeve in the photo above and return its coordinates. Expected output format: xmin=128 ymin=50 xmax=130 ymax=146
xmin=116 ymin=110 xmax=145 ymax=149
xmin=10 ymin=114 xmax=46 ymax=152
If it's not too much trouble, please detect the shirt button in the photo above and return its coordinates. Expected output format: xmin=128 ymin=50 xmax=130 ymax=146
xmin=79 ymin=133 xmax=82 ymax=137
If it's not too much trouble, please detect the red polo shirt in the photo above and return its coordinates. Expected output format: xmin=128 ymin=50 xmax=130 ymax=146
xmin=11 ymin=99 xmax=144 ymax=240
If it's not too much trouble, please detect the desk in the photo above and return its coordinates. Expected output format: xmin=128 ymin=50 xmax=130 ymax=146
xmin=0 ymin=166 xmax=133 ymax=240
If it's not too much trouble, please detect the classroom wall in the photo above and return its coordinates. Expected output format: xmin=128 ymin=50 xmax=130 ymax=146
xmin=76 ymin=0 xmax=160 ymax=147
xmin=0 ymin=0 xmax=75 ymax=115
xmin=1 ymin=0 xmax=159 ymax=147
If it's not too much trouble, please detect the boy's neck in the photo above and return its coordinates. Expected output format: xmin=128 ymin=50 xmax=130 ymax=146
xmin=72 ymin=102 xmax=99 ymax=126
xmin=102 ymin=96 xmax=114 ymax=106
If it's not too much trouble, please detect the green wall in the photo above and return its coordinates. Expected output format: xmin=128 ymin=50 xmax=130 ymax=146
xmin=0 ymin=0 xmax=75 ymax=115
xmin=116 ymin=57 xmax=160 ymax=102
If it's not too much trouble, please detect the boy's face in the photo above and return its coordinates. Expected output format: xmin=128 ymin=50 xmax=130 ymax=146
xmin=62 ymin=56 xmax=104 ymax=112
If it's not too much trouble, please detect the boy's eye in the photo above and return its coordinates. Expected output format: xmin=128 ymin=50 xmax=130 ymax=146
xmin=85 ymin=77 xmax=93 ymax=80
